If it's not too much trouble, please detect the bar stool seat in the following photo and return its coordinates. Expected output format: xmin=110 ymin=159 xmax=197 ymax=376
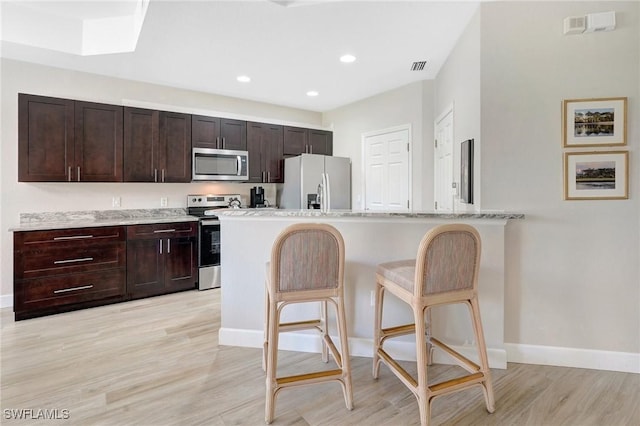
xmin=263 ymin=223 xmax=353 ymax=424
xmin=373 ymin=224 xmax=495 ymax=426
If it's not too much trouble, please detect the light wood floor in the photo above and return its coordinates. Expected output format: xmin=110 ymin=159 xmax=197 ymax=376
xmin=1 ymin=289 xmax=638 ymax=425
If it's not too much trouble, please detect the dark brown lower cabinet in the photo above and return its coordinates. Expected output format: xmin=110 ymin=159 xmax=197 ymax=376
xmin=126 ymin=222 xmax=197 ymax=299
xmin=13 ymin=226 xmax=127 ymax=320
xmin=13 ymin=222 xmax=198 ymax=320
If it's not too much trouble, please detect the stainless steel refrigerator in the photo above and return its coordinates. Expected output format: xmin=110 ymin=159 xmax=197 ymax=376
xmin=280 ymin=154 xmax=351 ymax=210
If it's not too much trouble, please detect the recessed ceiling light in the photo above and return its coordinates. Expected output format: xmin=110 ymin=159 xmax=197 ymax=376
xmin=236 ymin=75 xmax=251 ymax=83
xmin=340 ymin=54 xmax=356 ymax=63
xmin=306 ymin=91 xmax=319 ymax=97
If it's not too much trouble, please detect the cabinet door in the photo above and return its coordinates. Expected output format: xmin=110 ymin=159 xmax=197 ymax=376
xmin=308 ymin=129 xmax=333 ymax=156
xmin=18 ymin=94 xmax=75 ymax=182
xmin=75 ymin=101 xmax=123 ymax=182
xmin=159 ymin=111 xmax=191 ymax=183
xmin=283 ymin=126 xmax=307 ymax=156
xmin=220 ymin=118 xmax=247 ymax=151
xmin=246 ymin=122 xmax=265 ymax=183
xmin=127 ymin=238 xmax=165 ymax=299
xmin=164 ymin=236 xmax=197 ymax=292
xmin=263 ymin=124 xmax=284 ymax=183
xmin=192 ymin=115 xmax=220 ymax=149
xmin=124 ymin=107 xmax=159 ymax=182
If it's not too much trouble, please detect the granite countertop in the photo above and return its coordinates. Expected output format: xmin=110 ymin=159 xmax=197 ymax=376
xmin=216 ymin=209 xmax=524 ymax=220
xmin=9 ymin=208 xmax=198 ymax=232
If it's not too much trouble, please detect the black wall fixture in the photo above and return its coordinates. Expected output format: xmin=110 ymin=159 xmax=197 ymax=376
xmin=460 ymin=138 xmax=474 ymax=204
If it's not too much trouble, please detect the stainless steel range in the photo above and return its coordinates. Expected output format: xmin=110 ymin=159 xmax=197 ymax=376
xmin=187 ymin=194 xmax=242 ymax=290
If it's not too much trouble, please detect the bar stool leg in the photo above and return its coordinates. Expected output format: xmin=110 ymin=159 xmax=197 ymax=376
xmin=336 ymin=295 xmax=354 ymax=410
xmin=372 ymin=281 xmax=385 ymax=379
xmin=262 ymin=285 xmax=269 ymax=372
xmin=265 ymin=299 xmax=280 ymax=424
xmin=468 ymin=297 xmax=495 ymax=413
xmin=321 ymin=300 xmax=329 ymax=363
xmin=414 ymin=305 xmax=430 ymax=426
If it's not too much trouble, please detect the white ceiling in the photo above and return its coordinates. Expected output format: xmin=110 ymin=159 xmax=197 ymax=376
xmin=1 ymin=0 xmax=480 ymax=112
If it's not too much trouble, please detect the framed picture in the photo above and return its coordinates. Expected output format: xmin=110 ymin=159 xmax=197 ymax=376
xmin=460 ymin=138 xmax=474 ymax=204
xmin=564 ymin=151 xmax=629 ymax=200
xmin=563 ymin=97 xmax=627 ymax=147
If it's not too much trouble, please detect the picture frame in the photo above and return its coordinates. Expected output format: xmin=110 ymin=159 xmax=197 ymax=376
xmin=460 ymin=138 xmax=474 ymax=204
xmin=563 ymin=97 xmax=627 ymax=147
xmin=564 ymin=151 xmax=629 ymax=200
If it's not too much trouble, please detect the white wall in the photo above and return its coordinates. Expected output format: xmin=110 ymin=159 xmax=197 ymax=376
xmin=434 ymin=9 xmax=482 ymax=211
xmin=478 ymin=1 xmax=639 ymax=356
xmin=323 ymin=80 xmax=431 ymax=211
xmin=0 ymin=59 xmax=322 ymax=299
xmin=323 ymin=1 xmax=639 ymax=369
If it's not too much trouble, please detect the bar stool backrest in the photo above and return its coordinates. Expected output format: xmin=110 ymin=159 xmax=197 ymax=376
xmin=270 ymin=223 xmax=345 ymax=296
xmin=415 ymin=224 xmax=481 ymax=297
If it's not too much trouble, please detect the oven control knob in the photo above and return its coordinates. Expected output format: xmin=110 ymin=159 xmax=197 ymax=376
xmin=192 ymin=198 xmax=197 ymax=202
xmin=198 ymin=198 xmax=202 ymax=202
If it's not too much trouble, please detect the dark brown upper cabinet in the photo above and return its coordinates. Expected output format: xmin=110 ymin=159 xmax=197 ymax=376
xmin=18 ymin=94 xmax=123 ymax=182
xmin=282 ymin=126 xmax=333 ymax=156
xmin=124 ymin=107 xmax=191 ymax=183
xmin=192 ymin=115 xmax=246 ymax=151
xmin=308 ymin=129 xmax=333 ymax=156
xmin=247 ymin=122 xmax=283 ymax=183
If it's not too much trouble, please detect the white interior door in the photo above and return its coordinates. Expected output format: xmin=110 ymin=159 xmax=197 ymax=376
xmin=434 ymin=108 xmax=454 ymax=211
xmin=363 ymin=126 xmax=410 ymax=211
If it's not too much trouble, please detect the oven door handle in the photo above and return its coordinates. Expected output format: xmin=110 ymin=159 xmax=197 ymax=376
xmin=200 ymin=220 xmax=221 ymax=225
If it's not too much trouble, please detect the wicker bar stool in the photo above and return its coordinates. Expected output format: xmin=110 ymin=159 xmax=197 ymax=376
xmin=264 ymin=223 xmax=353 ymax=424
xmin=372 ymin=223 xmax=495 ymax=426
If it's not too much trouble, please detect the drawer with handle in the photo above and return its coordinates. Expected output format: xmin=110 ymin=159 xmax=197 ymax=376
xmin=16 ymin=269 xmax=126 ymax=310
xmin=15 ymin=226 xmax=125 ymax=250
xmin=15 ymin=244 xmax=125 ymax=280
xmin=126 ymin=222 xmax=196 ymax=239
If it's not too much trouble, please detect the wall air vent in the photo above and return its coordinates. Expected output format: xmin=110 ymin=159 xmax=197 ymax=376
xmin=563 ymin=15 xmax=586 ymax=35
xmin=410 ymin=61 xmax=427 ymax=71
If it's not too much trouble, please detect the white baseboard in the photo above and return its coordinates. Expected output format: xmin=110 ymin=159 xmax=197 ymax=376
xmin=219 ymin=327 xmax=507 ymax=369
xmin=0 ymin=294 xmax=13 ymax=309
xmin=505 ymin=343 xmax=640 ymax=374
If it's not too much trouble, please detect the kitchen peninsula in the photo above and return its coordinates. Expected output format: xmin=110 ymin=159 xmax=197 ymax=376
xmin=217 ymin=209 xmax=523 ymax=369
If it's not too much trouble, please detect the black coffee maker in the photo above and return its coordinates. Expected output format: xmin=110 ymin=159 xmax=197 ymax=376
xmin=250 ymin=186 xmax=265 ymax=208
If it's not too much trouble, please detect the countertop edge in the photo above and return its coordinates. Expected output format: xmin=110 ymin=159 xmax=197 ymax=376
xmin=9 ymin=216 xmax=199 ymax=232
xmin=216 ymin=209 xmax=525 ymax=220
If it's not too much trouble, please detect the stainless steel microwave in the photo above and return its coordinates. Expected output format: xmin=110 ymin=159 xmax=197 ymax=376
xmin=192 ymin=147 xmax=249 ymax=181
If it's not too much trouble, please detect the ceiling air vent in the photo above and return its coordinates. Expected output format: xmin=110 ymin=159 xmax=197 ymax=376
xmin=410 ymin=61 xmax=427 ymax=71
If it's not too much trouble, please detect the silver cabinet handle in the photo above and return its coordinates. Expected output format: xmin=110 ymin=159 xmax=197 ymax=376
xmin=77 ymin=166 xmax=81 ymax=182
xmin=267 ymin=171 xmax=271 ymax=182
xmin=54 ymin=257 xmax=94 ymax=265
xmin=54 ymin=284 xmax=93 ymax=294
xmin=160 ymin=239 xmax=163 ymax=254
xmin=221 ymin=137 xmax=226 ymax=149
xmin=68 ymin=166 xmax=72 ymax=182
xmin=161 ymin=169 xmax=165 ymax=182
xmin=54 ymin=235 xmax=93 ymax=240
xmin=167 ymin=238 xmax=171 ymax=254
xmin=154 ymin=169 xmax=158 ymax=182
xmin=153 ymin=229 xmax=176 ymax=233
xmin=216 ymin=136 xmax=220 ymax=149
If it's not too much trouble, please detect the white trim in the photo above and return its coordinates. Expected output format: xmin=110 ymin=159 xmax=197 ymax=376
xmin=219 ymin=328 xmax=507 ymax=369
xmin=0 ymin=294 xmax=13 ymax=309
xmin=220 ymin=328 xmax=640 ymax=373
xmin=505 ymin=343 xmax=640 ymax=374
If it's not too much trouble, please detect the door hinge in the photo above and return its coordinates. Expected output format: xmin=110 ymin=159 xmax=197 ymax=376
xmin=435 ymin=139 xmax=438 ymax=148
xmin=435 ymin=201 xmax=438 ymax=210
xmin=406 ymin=143 xmax=409 ymax=152
xmin=407 ymin=200 xmax=409 ymax=208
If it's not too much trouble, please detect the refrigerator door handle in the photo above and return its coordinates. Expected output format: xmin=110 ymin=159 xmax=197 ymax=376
xmin=324 ymin=173 xmax=331 ymax=211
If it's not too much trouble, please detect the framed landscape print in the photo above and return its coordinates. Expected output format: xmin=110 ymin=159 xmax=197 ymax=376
xmin=563 ymin=97 xmax=627 ymax=147
xmin=564 ymin=151 xmax=628 ymax=200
